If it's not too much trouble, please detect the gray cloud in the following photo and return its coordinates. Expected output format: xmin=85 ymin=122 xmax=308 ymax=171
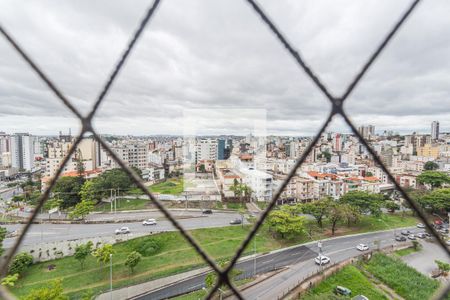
xmin=0 ymin=0 xmax=449 ymax=136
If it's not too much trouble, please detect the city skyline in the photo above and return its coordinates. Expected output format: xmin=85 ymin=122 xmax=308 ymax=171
xmin=1 ymin=1 xmax=450 ymax=135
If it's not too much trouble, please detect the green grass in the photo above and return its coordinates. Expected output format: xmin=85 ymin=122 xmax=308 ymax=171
xmin=172 ymin=289 xmax=207 ymax=300
xmin=11 ymin=213 xmax=419 ymax=299
xmin=11 ymin=226 xmax=285 ymax=299
xmin=94 ymin=198 xmax=150 ymax=212
xmin=394 ymin=247 xmax=421 ymax=257
xmin=256 ymin=201 xmax=268 ymax=210
xmin=303 ymin=265 xmax=387 ymax=300
xmin=364 ymin=253 xmax=440 ymax=300
xmin=226 ymin=202 xmax=246 ymax=210
xmin=149 ymin=178 xmax=184 ymax=195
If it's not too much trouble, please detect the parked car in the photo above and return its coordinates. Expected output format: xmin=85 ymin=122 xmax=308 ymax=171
xmin=356 ymin=244 xmax=369 ymax=251
xmin=202 ymin=209 xmax=213 ymax=214
xmin=408 ymin=234 xmax=416 ymax=240
xmin=230 ymin=218 xmax=242 ymax=225
xmin=142 ymin=218 xmax=157 ymax=226
xmin=115 ymin=227 xmax=131 ymax=235
xmin=395 ymin=235 xmax=407 ymax=242
xmin=401 ymin=230 xmax=411 ymax=236
xmin=416 ymin=232 xmax=427 ymax=239
xmin=314 ymin=255 xmax=330 ymax=265
xmin=416 ymin=223 xmax=426 ymax=228
xmin=335 ymin=286 xmax=351 ymax=296
xmin=352 ymin=296 xmax=369 ymax=300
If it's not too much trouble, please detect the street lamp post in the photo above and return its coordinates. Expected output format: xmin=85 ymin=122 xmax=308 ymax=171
xmin=253 ymin=237 xmax=257 ymax=277
xmin=110 ymin=253 xmax=113 ymax=300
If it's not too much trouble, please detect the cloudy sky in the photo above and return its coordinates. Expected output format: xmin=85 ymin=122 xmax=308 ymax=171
xmin=0 ymin=0 xmax=449 ymax=136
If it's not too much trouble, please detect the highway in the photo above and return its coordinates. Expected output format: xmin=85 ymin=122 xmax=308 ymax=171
xmin=0 ymin=187 xmax=21 ymax=202
xmin=133 ymin=227 xmax=428 ymax=300
xmin=2 ymin=211 xmax=244 ymax=248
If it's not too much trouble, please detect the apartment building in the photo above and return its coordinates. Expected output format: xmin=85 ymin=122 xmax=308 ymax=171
xmin=10 ymin=133 xmax=34 ymax=171
xmin=239 ymin=168 xmax=273 ymax=201
xmin=110 ymin=143 xmax=148 ymax=170
xmin=195 ymin=139 xmax=218 ymax=163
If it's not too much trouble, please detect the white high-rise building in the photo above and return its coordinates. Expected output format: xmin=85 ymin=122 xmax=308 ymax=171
xmin=0 ymin=132 xmax=9 ymax=154
xmin=10 ymin=133 xmax=34 ymax=171
xmin=431 ymin=121 xmax=439 ymax=140
xmin=357 ymin=125 xmax=375 ymax=139
xmin=195 ymin=139 xmax=218 ymax=162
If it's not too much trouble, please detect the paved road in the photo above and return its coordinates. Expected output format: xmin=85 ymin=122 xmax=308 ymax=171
xmin=402 ymin=239 xmax=450 ymax=275
xmin=0 ymin=187 xmax=21 ymax=201
xmin=2 ymin=211 xmax=244 ymax=248
xmin=132 ymin=227 xmax=428 ymax=300
xmin=235 ymin=230 xmax=447 ymax=300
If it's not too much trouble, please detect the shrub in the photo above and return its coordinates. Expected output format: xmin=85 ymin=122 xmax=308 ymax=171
xmin=134 ymin=238 xmax=163 ymax=256
xmin=9 ymin=252 xmax=33 ymax=275
xmin=125 ymin=251 xmax=142 ymax=273
xmin=23 ymin=279 xmax=68 ymax=300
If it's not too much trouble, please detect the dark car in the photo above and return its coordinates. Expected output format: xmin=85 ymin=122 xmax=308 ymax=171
xmin=202 ymin=209 xmax=213 ymax=214
xmin=401 ymin=230 xmax=411 ymax=236
xmin=395 ymin=235 xmax=407 ymax=242
xmin=230 ymin=218 xmax=242 ymax=225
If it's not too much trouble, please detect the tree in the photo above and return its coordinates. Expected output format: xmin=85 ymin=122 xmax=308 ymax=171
xmin=322 ymin=150 xmax=331 ymax=162
xmin=384 ymin=201 xmax=400 ymax=213
xmin=242 ymin=185 xmax=252 ymax=202
xmin=424 ymin=161 xmax=439 ymax=171
xmin=267 ymin=210 xmax=305 ymax=239
xmin=340 ymin=203 xmax=361 ymax=226
xmin=43 ymin=198 xmax=63 ymax=212
xmin=417 ymin=171 xmax=450 ymax=189
xmin=340 ymin=191 xmax=385 ymax=216
xmin=366 ymin=171 xmax=374 ymax=177
xmin=230 ymin=179 xmax=243 ymax=201
xmin=53 ymin=176 xmax=83 ymax=209
xmin=204 ymin=261 xmax=242 ymax=289
xmin=125 ymin=251 xmax=142 ymax=273
xmin=74 ymin=241 xmax=93 ymax=269
xmin=23 ymin=279 xmax=68 ymax=300
xmin=79 ymin=180 xmax=101 ymax=204
xmin=301 ymin=198 xmax=332 ymax=228
xmin=9 ymin=252 xmax=33 ymax=275
xmin=435 ymin=260 xmax=450 ymax=275
xmin=1 ymin=273 xmax=19 ymax=287
xmin=327 ymin=202 xmax=346 ymax=236
xmin=419 ymin=188 xmax=450 ymax=213
xmin=75 ymin=149 xmax=85 ymax=179
xmin=92 ymin=244 xmax=114 ymax=265
xmin=0 ymin=226 xmax=6 ymax=257
xmin=96 ymin=169 xmax=134 ymax=191
xmin=69 ymin=200 xmax=94 ymax=220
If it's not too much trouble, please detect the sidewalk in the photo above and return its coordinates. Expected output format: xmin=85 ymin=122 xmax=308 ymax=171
xmin=96 ymin=267 xmax=210 ymax=300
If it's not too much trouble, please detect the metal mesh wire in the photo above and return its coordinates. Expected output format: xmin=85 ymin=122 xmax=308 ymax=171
xmin=1 ymin=0 xmax=449 ymax=299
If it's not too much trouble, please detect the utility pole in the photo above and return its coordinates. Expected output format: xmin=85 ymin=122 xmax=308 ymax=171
xmin=114 ymin=189 xmax=117 ymax=215
xmin=253 ymin=237 xmax=256 ymax=277
xmin=110 ymin=189 xmax=113 ymax=213
xmin=110 ymin=253 xmax=113 ymax=300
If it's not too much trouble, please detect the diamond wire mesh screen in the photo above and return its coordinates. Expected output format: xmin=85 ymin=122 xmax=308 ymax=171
xmin=0 ymin=0 xmax=449 ymax=299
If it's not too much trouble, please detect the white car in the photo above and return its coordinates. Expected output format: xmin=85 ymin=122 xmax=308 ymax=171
xmin=143 ymin=218 xmax=157 ymax=226
xmin=417 ymin=223 xmax=426 ymax=228
xmin=408 ymin=234 xmax=416 ymax=240
xmin=356 ymin=244 xmax=369 ymax=251
xmin=115 ymin=227 xmax=131 ymax=235
xmin=314 ymin=255 xmax=330 ymax=265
